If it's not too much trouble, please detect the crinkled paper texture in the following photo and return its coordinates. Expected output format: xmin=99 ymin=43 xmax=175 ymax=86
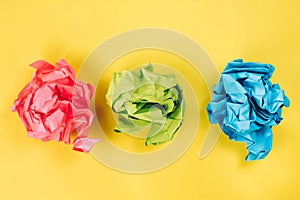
xmin=207 ymin=59 xmax=290 ymax=161
xmin=12 ymin=59 xmax=99 ymax=152
xmin=106 ymin=63 xmax=185 ymax=145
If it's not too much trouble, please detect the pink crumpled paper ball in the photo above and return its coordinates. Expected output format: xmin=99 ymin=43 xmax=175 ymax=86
xmin=11 ymin=59 xmax=99 ymax=152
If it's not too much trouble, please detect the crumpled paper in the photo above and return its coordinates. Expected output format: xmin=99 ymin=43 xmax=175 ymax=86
xmin=11 ymin=59 xmax=99 ymax=152
xmin=206 ymin=59 xmax=290 ymax=161
xmin=106 ymin=63 xmax=185 ymax=145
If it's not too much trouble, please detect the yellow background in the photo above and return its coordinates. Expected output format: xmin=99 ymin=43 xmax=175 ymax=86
xmin=1 ymin=0 xmax=299 ymax=199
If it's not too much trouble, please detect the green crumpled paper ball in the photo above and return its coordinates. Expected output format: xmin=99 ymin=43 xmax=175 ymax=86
xmin=106 ymin=63 xmax=185 ymax=145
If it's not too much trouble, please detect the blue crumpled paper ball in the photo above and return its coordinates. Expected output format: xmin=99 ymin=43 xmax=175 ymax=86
xmin=206 ymin=59 xmax=290 ymax=161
